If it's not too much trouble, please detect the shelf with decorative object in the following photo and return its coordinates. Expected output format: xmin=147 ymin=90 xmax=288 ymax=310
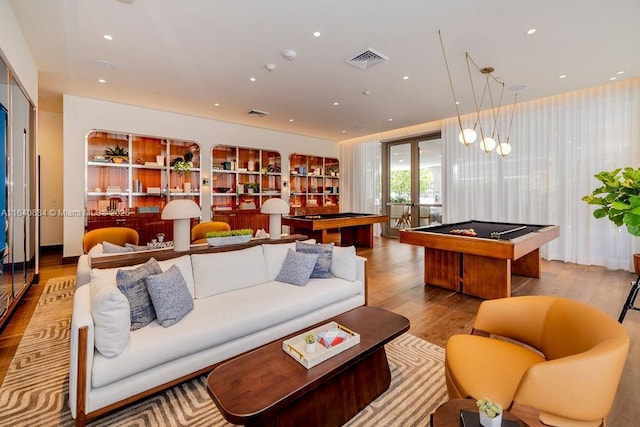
xmin=86 ymin=130 xmax=202 ymax=244
xmin=289 ymin=154 xmax=339 ymax=214
xmin=211 ymin=146 xmax=282 ymax=230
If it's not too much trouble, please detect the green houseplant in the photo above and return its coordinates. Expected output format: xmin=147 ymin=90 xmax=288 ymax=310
xmin=582 ymin=167 xmax=640 ymax=236
xmin=205 ymin=229 xmax=253 ymax=247
xmin=105 ymin=144 xmax=129 ymax=163
xmin=476 ymin=398 xmax=503 ymax=427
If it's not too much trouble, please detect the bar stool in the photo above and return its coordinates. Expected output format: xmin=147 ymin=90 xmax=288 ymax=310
xmin=618 ymin=253 xmax=640 ymax=322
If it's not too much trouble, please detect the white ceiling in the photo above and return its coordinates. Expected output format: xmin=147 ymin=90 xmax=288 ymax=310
xmin=8 ymin=0 xmax=640 ymax=141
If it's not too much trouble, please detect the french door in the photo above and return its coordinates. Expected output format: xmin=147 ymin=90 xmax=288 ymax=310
xmin=382 ymin=133 xmax=442 ymax=237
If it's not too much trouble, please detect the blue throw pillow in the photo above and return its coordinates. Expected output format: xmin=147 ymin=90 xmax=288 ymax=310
xmin=116 ymin=258 xmax=162 ymax=330
xmin=146 ymin=265 xmax=194 ymax=327
xmin=295 ymin=241 xmax=334 ymax=278
xmin=276 ymin=249 xmax=320 ymax=286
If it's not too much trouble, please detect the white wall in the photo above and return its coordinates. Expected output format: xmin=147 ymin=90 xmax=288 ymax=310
xmin=38 ymin=111 xmax=63 ymax=246
xmin=0 ymin=0 xmax=37 ymax=105
xmin=63 ymin=95 xmax=338 ymax=257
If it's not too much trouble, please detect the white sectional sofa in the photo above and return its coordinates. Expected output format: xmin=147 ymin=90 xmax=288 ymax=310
xmin=70 ymin=240 xmax=366 ymax=425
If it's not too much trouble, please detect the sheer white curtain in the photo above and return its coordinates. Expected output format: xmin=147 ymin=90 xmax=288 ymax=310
xmin=443 ymin=79 xmax=640 ymax=270
xmin=340 ymin=135 xmax=382 ymax=236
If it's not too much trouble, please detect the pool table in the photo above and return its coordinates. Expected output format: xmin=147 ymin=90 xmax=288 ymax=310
xmin=399 ymin=220 xmax=560 ymax=299
xmin=282 ymin=212 xmax=388 ymax=248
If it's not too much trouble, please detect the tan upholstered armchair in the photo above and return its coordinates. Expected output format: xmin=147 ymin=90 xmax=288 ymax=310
xmin=82 ymin=227 xmax=139 ymax=253
xmin=191 ymin=221 xmax=231 ymax=244
xmin=445 ymin=296 xmax=629 ymax=427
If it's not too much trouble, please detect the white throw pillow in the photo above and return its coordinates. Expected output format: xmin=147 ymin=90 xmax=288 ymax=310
xmin=90 ymin=281 xmax=131 ymax=357
xmin=192 ymin=245 xmax=269 ymax=298
xmin=331 ymin=245 xmax=357 ymax=281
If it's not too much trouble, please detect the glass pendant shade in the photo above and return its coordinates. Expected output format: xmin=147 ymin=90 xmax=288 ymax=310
xmin=480 ymin=137 xmax=497 ymax=152
xmin=497 ymin=143 xmax=512 ymax=157
xmin=458 ymin=128 xmax=477 ymax=145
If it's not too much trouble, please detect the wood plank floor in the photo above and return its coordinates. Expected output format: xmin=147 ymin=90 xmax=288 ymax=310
xmin=1 ymin=238 xmax=638 ymax=425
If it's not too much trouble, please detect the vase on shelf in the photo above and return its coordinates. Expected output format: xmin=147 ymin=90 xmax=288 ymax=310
xmin=183 ymin=182 xmax=191 ymax=193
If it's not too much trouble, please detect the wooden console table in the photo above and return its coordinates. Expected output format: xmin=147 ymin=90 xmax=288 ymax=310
xmin=89 ymin=234 xmax=307 ymax=269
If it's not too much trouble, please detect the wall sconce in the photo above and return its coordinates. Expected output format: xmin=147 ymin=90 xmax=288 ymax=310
xmin=161 ymin=199 xmax=201 ymax=251
xmin=260 ymin=198 xmax=290 ymax=239
xmin=202 ymin=176 xmax=209 ymax=186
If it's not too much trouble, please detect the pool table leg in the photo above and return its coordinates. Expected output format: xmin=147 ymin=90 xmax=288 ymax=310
xmin=462 ymin=254 xmax=511 ymax=299
xmin=512 ymin=249 xmax=541 ymax=278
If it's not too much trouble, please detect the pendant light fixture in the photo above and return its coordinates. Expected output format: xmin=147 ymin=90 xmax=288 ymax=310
xmin=438 ymin=31 xmax=518 ymax=157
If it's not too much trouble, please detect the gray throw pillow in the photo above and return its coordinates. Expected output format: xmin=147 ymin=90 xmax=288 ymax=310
xmin=116 ymin=258 xmax=162 ymax=330
xmin=145 ymin=265 xmax=194 ymax=328
xmin=275 ymin=249 xmax=320 ymax=286
xmin=295 ymin=241 xmax=334 ymax=278
xmin=103 ymin=241 xmax=135 ymax=253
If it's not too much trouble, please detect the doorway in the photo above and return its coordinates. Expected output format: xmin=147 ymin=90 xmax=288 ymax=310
xmin=382 ymin=133 xmax=442 ymax=237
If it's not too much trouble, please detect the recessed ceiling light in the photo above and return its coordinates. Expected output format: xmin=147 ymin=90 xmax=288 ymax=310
xmin=98 ymin=79 xmax=106 ymax=83
xmin=609 ymin=77 xmax=617 ymax=81
xmin=403 ymin=76 xmax=409 ymax=80
xmin=249 ymin=77 xmax=256 ymax=82
xmin=455 ymin=101 xmax=460 ymax=105
xmin=333 ymin=102 xmax=339 ymax=106
xmin=313 ymin=31 xmax=321 ymax=37
xmin=341 ymin=130 xmax=347 ymax=133
xmin=103 ymin=34 xmax=113 ymax=41
xmin=527 ymin=28 xmax=537 ymax=35
xmin=388 ymin=118 xmax=393 ymax=122
xmin=559 ymin=75 xmax=567 ymax=79
xmin=289 ymin=119 xmax=294 ymax=122
xmin=213 ymin=103 xmax=220 ymax=107
xmin=617 ymin=71 xmax=625 ymax=75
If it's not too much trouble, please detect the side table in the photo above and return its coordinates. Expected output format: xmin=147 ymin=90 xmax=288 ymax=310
xmin=431 ymin=399 xmax=534 ymax=427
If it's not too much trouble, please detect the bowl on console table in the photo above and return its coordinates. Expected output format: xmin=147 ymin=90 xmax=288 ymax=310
xmin=212 ymin=187 xmax=231 ymax=193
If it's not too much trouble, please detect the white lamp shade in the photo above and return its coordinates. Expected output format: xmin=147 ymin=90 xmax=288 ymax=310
xmin=458 ymin=128 xmax=477 ymax=145
xmin=161 ymin=199 xmax=201 ymax=220
xmin=261 ymin=198 xmax=289 ymax=214
xmin=161 ymin=200 xmax=201 ymax=251
xmin=497 ymin=143 xmax=512 ymax=157
xmin=480 ymin=137 xmax=497 ymax=152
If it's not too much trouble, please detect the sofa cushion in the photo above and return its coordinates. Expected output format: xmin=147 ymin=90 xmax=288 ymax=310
xmin=91 ymin=276 xmax=363 ymax=388
xmin=296 ymin=241 xmax=334 ymax=278
xmin=331 ymin=245 xmax=357 ymax=281
xmin=262 ymin=242 xmax=296 ymax=281
xmin=192 ymin=246 xmax=269 ymax=298
xmin=146 ymin=265 xmax=194 ymax=327
xmin=276 ymin=249 xmax=319 ymax=286
xmin=116 ymin=258 xmax=162 ymax=330
xmin=103 ymin=241 xmax=135 ymax=253
xmin=90 ymin=281 xmax=130 ymax=357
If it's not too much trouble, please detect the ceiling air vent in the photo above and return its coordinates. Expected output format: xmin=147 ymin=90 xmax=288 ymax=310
xmin=345 ymin=48 xmax=389 ymax=70
xmin=247 ymin=109 xmax=269 ymax=118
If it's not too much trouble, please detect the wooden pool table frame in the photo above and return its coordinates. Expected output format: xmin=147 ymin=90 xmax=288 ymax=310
xmin=399 ymin=223 xmax=559 ymax=299
xmin=282 ymin=213 xmax=388 ymax=248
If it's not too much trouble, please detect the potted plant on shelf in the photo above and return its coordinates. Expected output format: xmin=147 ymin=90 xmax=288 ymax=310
xmin=156 ymin=232 xmax=165 ymax=243
xmin=172 ymin=152 xmax=194 ymax=192
xmin=304 ymin=334 xmax=317 ymax=353
xmin=476 ymin=398 xmax=503 ymax=427
xmin=205 ymin=228 xmax=253 ymax=246
xmin=582 ymin=166 xmax=640 ymax=236
xmin=105 ymin=144 xmax=129 ymax=163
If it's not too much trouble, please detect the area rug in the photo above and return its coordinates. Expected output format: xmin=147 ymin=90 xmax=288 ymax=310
xmin=0 ymin=276 xmax=448 ymax=426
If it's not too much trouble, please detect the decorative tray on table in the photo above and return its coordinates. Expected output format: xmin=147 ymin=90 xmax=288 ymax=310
xmin=282 ymin=321 xmax=360 ymax=369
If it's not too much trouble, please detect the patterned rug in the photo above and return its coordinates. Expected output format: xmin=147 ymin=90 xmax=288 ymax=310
xmin=0 ymin=276 xmax=448 ymax=426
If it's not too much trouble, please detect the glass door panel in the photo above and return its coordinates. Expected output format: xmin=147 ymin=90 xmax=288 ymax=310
xmin=418 ymin=138 xmax=443 ymax=225
xmin=386 ymin=142 xmax=412 ymax=237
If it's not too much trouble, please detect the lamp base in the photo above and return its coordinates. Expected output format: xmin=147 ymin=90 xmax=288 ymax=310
xmin=173 ymin=219 xmax=191 ymax=251
xmin=269 ymin=214 xmax=282 ymax=240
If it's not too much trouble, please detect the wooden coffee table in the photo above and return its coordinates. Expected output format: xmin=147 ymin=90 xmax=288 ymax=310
xmin=207 ymin=306 xmax=409 ymax=426
xmin=431 ymin=399 xmax=539 ymax=426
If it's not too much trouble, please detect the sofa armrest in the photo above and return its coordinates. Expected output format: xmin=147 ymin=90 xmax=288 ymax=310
xmin=76 ymin=254 xmax=91 ymax=287
xmin=355 ymin=255 xmax=367 ymax=304
xmin=69 ymin=284 xmax=95 ymax=420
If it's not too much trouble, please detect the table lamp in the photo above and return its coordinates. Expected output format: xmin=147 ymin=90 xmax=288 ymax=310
xmin=260 ymin=198 xmax=289 ymax=239
xmin=161 ymin=199 xmax=202 ymax=251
